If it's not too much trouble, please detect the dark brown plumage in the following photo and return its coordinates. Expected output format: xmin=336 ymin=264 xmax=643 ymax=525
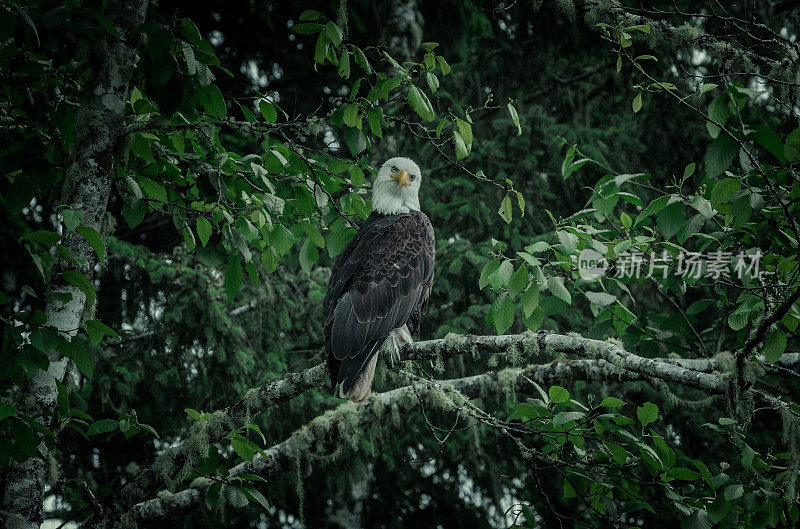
xmin=324 ymin=210 xmax=435 ymax=400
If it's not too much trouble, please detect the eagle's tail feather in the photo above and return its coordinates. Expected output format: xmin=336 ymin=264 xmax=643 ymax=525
xmin=339 ymin=326 xmax=413 ymax=403
xmin=341 ymin=351 xmax=379 ymax=402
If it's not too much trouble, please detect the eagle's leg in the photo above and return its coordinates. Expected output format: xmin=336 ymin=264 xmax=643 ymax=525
xmin=387 ymin=324 xmax=412 ymax=366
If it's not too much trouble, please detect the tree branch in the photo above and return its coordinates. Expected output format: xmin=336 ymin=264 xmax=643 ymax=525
xmin=110 ymin=331 xmax=799 ymax=526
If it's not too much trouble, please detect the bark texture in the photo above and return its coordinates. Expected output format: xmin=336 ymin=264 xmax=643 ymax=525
xmin=3 ymin=2 xmax=149 ymax=528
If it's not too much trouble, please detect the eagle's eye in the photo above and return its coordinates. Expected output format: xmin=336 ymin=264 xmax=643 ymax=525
xmin=410 ymin=174 xmax=416 ymax=181
xmin=391 ymin=165 xmax=398 ymax=173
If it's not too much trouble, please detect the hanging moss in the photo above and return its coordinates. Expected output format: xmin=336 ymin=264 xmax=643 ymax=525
xmin=555 ymin=0 xmax=576 ymax=21
xmin=781 ymin=407 xmax=800 ymax=502
xmin=652 ymin=379 xmax=718 ymax=411
xmin=295 ymin=459 xmax=306 ymax=527
xmin=520 ymin=331 xmax=541 ymax=358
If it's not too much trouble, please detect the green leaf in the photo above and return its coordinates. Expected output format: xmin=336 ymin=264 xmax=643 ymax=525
xmin=231 ymin=435 xmax=258 ymax=461
xmin=456 ymin=119 xmax=473 ymax=148
xmin=226 ymin=486 xmax=249 ymax=508
xmin=292 ymin=23 xmax=325 ymax=35
xmin=299 ymin=238 xmax=319 ymax=273
xmin=302 ymin=223 xmax=325 ymax=248
xmin=63 ymin=270 xmax=96 ymax=307
xmin=521 ymin=286 xmax=539 ymax=318
xmin=479 ymin=259 xmax=501 ymax=290
xmin=30 ymin=327 xmax=57 ymax=353
xmin=436 ymin=55 xmax=451 ymax=75
xmin=604 ymin=440 xmax=627 ymax=465
xmin=324 ymin=21 xmax=343 ymax=47
xmin=523 ymin=305 xmax=545 ymax=331
xmin=724 ymin=483 xmax=743 ymax=501
xmin=313 ymin=33 xmax=329 ymax=63
xmin=508 ymin=403 xmax=549 ymax=421
xmin=68 ymin=338 xmax=92 ymax=378
xmin=368 ymin=108 xmax=383 ymax=138
xmin=620 ymin=211 xmax=632 ymax=229
xmin=599 ymin=396 xmax=626 ymax=408
xmin=84 ymin=319 xmax=118 ymax=346
xmin=199 ymin=84 xmax=226 ymax=118
xmin=763 ymin=330 xmax=787 ymax=363
xmin=585 ymin=291 xmax=616 ymax=308
xmin=243 ymin=487 xmax=270 ymax=510
xmin=669 ymin=467 xmax=700 ymax=480
xmin=0 ymin=403 xmax=16 ymax=422
xmin=338 ymin=50 xmax=350 ymax=78
xmin=728 ymin=310 xmax=749 ymax=331
xmin=491 ymin=260 xmax=514 ymax=291
xmin=62 ymin=209 xmax=83 ymax=232
xmin=488 ymin=293 xmax=514 ymax=334
xmin=632 ymin=93 xmax=642 ymax=113
xmin=709 ymin=177 xmax=740 ymax=208
xmin=748 ymin=124 xmax=786 ymax=163
xmin=657 ymin=201 xmax=685 ymax=240
xmin=687 ymin=299 xmax=714 ymax=315
xmin=556 ymin=230 xmax=578 ymax=254
xmin=408 ymin=85 xmax=435 ymax=122
xmin=343 ymin=104 xmax=360 ymax=127
xmin=260 ymin=248 xmax=277 ymax=273
xmin=344 ymin=127 xmax=367 ymax=155
xmin=637 ymin=401 xmax=659 ymax=427
xmin=507 ymin=265 xmax=529 ymax=297
xmin=507 ymin=103 xmax=521 ymax=135
xmin=75 ymin=226 xmax=105 ymax=261
xmin=225 ymin=256 xmax=243 ymax=301
xmin=785 ymin=126 xmax=800 ymax=162
xmin=299 ymin=10 xmax=321 ymax=21
xmin=561 ymin=145 xmax=575 ymax=179
xmin=206 ymin=482 xmax=222 ymax=510
xmin=690 ymin=194 xmax=715 ymax=219
xmin=352 ymin=45 xmax=371 ymax=73
xmin=196 ymin=217 xmax=212 ymax=247
xmin=22 ymin=230 xmax=61 ymax=244
xmin=87 ymin=419 xmax=119 ymax=436
xmin=498 ymin=195 xmax=513 ymax=224
xmin=547 ymin=276 xmax=571 ymax=305
xmin=259 ymin=100 xmax=278 ymax=123
xmin=549 ymin=385 xmax=570 ymax=404
xmin=453 ymin=130 xmax=468 ymax=160
xmin=121 ymin=201 xmax=146 ymax=228
xmin=699 ymin=83 xmax=717 ymax=95
xmin=741 ymin=442 xmax=755 ymax=468
xmin=515 ymin=191 xmax=525 ymax=217
xmin=635 ymin=195 xmax=672 ymax=226
xmin=704 ymin=135 xmax=737 ymax=178
xmin=553 ymin=411 xmax=584 ymax=428
xmin=426 ymin=71 xmax=439 ymax=93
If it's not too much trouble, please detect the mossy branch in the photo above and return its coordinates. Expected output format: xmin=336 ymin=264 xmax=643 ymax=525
xmin=112 ymin=331 xmax=799 ymax=525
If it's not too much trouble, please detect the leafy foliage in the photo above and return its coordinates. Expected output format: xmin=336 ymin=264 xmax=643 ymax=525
xmin=1 ymin=1 xmax=798 ymax=529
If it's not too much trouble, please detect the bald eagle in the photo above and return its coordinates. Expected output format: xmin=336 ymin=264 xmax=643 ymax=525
xmin=324 ymin=157 xmax=435 ymax=402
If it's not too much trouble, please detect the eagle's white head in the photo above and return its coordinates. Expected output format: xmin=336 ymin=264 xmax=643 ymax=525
xmin=371 ymin=156 xmax=422 ymax=215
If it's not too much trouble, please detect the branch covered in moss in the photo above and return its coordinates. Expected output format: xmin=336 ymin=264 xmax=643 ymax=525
xmin=576 ymin=0 xmax=790 ymax=71
xmin=113 ymin=356 xmax=637 ymax=527
xmin=115 ymin=331 xmax=799 ymax=519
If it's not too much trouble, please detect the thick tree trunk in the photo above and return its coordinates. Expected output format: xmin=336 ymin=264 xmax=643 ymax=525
xmin=2 ymin=2 xmax=148 ymax=528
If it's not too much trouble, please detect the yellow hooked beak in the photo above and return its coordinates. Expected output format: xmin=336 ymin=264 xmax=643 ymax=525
xmin=390 ymin=169 xmax=410 ymax=187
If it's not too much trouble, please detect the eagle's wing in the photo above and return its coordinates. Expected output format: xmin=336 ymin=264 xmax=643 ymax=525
xmin=324 ymin=212 xmax=435 ymax=394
